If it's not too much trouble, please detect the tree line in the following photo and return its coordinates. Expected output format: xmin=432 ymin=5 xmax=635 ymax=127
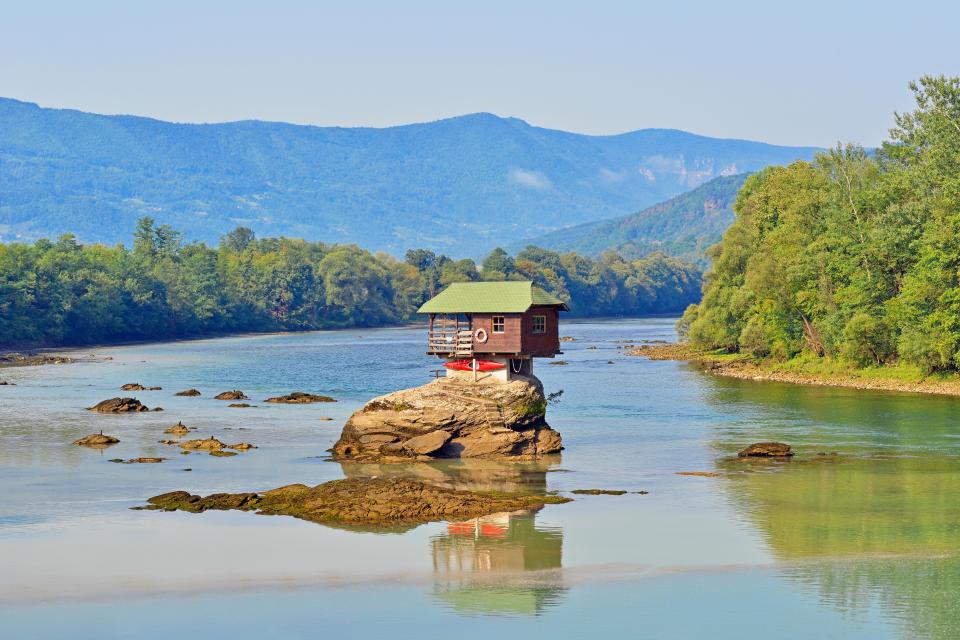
xmin=681 ymin=75 xmax=960 ymax=373
xmin=0 ymin=218 xmax=700 ymax=348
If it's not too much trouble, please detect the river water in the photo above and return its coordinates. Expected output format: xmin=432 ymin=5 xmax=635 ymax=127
xmin=1 ymin=318 xmax=958 ymax=639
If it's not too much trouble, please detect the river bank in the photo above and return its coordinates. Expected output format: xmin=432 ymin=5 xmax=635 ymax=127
xmin=628 ymin=342 xmax=960 ymax=397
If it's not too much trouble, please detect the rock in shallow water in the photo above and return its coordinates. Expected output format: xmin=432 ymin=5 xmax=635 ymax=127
xmin=137 ymin=477 xmax=570 ymax=527
xmin=264 ymin=391 xmax=336 ymax=404
xmin=164 ymin=421 xmax=192 ymax=435
xmin=571 ymin=489 xmax=627 ymax=495
xmin=74 ymin=433 xmax=120 ymax=447
xmin=214 ymin=390 xmax=248 ymax=400
xmin=87 ymin=397 xmax=149 ymax=413
xmin=177 ymin=437 xmax=256 ymax=453
xmin=175 ymin=389 xmax=201 ymax=397
xmin=738 ymin=442 xmax=794 ymax=458
xmin=331 ymin=376 xmax=562 ymax=462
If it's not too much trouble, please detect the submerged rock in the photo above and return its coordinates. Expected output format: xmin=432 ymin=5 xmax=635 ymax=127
xmin=738 ymin=442 xmax=794 ymax=458
xmin=73 ymin=432 xmax=120 ymax=447
xmin=0 ymin=380 xmax=14 ymax=385
xmin=331 ymin=376 xmax=562 ymax=462
xmin=228 ymin=403 xmax=253 ymax=408
xmin=210 ymin=450 xmax=237 ymax=457
xmin=137 ymin=477 xmax=570 ymax=527
xmin=215 ymin=390 xmax=248 ymax=400
xmin=110 ymin=457 xmax=165 ymax=464
xmin=87 ymin=397 xmax=149 ymax=413
xmin=264 ymin=391 xmax=336 ymax=404
xmin=571 ymin=489 xmax=627 ymax=495
xmin=120 ymin=383 xmax=161 ymax=391
xmin=175 ymin=389 xmax=202 ymax=397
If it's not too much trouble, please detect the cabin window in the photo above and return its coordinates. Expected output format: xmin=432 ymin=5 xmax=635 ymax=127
xmin=492 ymin=316 xmax=505 ymax=333
xmin=532 ymin=315 xmax=546 ymax=334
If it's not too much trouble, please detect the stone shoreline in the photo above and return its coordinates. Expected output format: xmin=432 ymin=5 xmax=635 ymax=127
xmin=628 ymin=343 xmax=960 ymax=397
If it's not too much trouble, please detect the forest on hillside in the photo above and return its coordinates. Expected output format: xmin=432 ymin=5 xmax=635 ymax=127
xmin=681 ymin=75 xmax=960 ymax=373
xmin=0 ymin=219 xmax=700 ymax=348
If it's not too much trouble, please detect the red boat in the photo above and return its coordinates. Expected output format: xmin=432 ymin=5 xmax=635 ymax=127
xmin=443 ymin=359 xmax=505 ymax=372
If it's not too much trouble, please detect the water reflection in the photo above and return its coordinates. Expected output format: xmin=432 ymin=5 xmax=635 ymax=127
xmin=431 ymin=510 xmax=565 ymax=616
xmin=340 ymin=457 xmax=568 ymax=616
xmin=338 ymin=456 xmax=561 ymax=495
xmin=719 ymin=453 xmax=960 ymax=638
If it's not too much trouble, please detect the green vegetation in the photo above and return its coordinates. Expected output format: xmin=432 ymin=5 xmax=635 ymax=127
xmin=0 ymin=219 xmax=700 ymax=348
xmin=518 ymin=173 xmax=748 ymax=267
xmin=681 ymin=76 xmax=960 ymax=375
xmin=515 ymin=398 xmax=548 ymax=418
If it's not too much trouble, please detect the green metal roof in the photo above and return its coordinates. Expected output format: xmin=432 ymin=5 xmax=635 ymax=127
xmin=417 ymin=281 xmax=567 ymax=314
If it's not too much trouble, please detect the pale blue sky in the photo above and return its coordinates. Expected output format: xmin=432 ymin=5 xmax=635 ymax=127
xmin=1 ymin=0 xmax=957 ymax=146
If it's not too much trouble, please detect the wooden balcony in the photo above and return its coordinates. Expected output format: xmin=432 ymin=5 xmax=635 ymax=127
xmin=427 ymin=316 xmax=473 ymax=356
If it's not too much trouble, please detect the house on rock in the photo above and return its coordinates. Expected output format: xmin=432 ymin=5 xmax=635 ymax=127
xmin=418 ymin=281 xmax=568 ymax=382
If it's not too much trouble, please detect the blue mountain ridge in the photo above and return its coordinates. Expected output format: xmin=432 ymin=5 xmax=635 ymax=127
xmin=0 ymin=97 xmax=820 ymax=255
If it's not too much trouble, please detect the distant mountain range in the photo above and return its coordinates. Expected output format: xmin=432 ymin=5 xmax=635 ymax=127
xmin=0 ymin=97 xmax=820 ymax=255
xmin=517 ymin=173 xmax=748 ymax=267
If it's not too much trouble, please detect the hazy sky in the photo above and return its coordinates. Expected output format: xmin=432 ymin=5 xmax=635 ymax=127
xmin=1 ymin=1 xmax=957 ymax=147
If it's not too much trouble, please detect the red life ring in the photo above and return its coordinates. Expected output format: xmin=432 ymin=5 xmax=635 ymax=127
xmin=475 ymin=328 xmax=488 ymax=343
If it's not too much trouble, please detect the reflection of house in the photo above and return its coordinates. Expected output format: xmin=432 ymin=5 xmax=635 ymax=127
xmin=432 ymin=510 xmax=565 ymax=615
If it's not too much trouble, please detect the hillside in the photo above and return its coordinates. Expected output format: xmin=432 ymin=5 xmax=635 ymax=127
xmin=517 ymin=174 xmax=748 ymax=266
xmin=0 ymin=98 xmax=819 ymax=255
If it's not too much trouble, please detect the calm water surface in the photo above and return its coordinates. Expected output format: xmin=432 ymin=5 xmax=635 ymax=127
xmin=1 ymin=318 xmax=958 ymax=639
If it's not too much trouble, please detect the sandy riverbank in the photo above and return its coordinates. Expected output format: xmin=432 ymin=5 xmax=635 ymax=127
xmin=628 ymin=343 xmax=960 ymax=397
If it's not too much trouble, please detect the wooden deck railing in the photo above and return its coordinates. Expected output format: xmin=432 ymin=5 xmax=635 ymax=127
xmin=428 ymin=327 xmax=473 ymax=356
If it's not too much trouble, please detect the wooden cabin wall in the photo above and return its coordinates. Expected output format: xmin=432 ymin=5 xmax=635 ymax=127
xmin=520 ymin=306 xmax=561 ymax=356
xmin=471 ymin=313 xmax=523 ymax=354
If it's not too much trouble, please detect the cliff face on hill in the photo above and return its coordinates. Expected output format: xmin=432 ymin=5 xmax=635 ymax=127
xmin=331 ymin=376 xmax=562 ymax=462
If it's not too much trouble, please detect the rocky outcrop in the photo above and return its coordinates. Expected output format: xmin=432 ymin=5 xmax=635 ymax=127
xmin=137 ymin=477 xmax=570 ymax=527
xmin=738 ymin=442 xmax=794 ymax=458
xmin=175 ymin=389 xmax=201 ymax=396
xmin=215 ymin=390 xmax=248 ymax=400
xmin=121 ymin=383 xmax=161 ymax=391
xmin=87 ymin=397 xmax=149 ymax=412
xmin=0 ymin=380 xmax=14 ymax=385
xmin=73 ymin=432 xmax=120 ymax=447
xmin=331 ymin=376 xmax=562 ymax=462
xmin=264 ymin=391 xmax=336 ymax=404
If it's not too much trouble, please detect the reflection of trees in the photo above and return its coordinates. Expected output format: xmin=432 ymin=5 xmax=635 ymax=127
xmin=338 ymin=457 xmax=567 ymax=616
xmin=722 ymin=455 xmax=960 ymax=638
xmin=700 ymin=374 xmax=960 ymax=456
